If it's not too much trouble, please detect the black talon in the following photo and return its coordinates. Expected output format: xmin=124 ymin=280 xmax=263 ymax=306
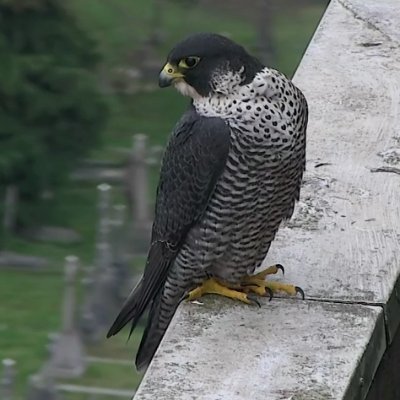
xmin=295 ymin=286 xmax=305 ymax=300
xmin=275 ymin=264 xmax=285 ymax=275
xmin=264 ymin=287 xmax=273 ymax=301
xmin=247 ymin=293 xmax=261 ymax=308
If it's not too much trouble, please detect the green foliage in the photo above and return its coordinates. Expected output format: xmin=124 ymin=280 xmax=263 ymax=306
xmin=0 ymin=0 xmax=107 ymax=223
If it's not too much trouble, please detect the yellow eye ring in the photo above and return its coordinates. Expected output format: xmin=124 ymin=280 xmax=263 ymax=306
xmin=178 ymin=56 xmax=200 ymax=69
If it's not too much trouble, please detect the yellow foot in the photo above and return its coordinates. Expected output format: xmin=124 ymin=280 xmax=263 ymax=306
xmin=243 ymin=265 xmax=305 ymax=300
xmin=186 ymin=278 xmax=260 ymax=306
xmin=243 ymin=278 xmax=304 ymax=299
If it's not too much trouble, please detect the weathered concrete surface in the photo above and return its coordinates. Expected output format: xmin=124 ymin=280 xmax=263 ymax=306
xmin=135 ymin=299 xmax=385 ymax=400
xmin=265 ymin=0 xmax=400 ymax=340
xmin=134 ymin=0 xmax=400 ymax=399
xmin=338 ymin=0 xmax=400 ymax=43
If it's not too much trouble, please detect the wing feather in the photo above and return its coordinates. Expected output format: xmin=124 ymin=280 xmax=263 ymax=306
xmin=107 ymin=108 xmax=230 ymax=337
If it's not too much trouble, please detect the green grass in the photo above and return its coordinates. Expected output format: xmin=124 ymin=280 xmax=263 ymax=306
xmin=0 ymin=264 xmax=144 ymax=400
xmin=0 ymin=269 xmax=63 ymax=399
xmin=67 ymin=0 xmax=259 ymax=67
xmin=2 ymin=185 xmax=98 ymax=265
xmin=273 ymin=4 xmax=327 ymax=76
xmin=91 ymin=89 xmax=187 ymax=160
xmin=60 ymin=359 xmax=142 ymax=390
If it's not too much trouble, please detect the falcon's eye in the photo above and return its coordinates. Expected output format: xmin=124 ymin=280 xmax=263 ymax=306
xmin=179 ymin=56 xmax=200 ymax=69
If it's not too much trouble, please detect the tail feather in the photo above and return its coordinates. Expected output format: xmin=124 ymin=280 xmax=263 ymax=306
xmin=107 ymin=242 xmax=171 ymax=339
xmin=107 ymin=241 xmax=184 ymax=370
xmin=106 ymin=279 xmax=144 ymax=338
xmin=135 ymin=281 xmax=184 ymax=370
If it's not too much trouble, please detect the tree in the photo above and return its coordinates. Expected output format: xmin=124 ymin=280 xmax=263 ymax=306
xmin=0 ymin=0 xmax=107 ymax=228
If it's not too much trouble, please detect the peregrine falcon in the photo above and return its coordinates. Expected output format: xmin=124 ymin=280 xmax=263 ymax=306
xmin=107 ymin=33 xmax=308 ymax=370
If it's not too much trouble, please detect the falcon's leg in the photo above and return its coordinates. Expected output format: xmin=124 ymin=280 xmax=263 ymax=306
xmin=243 ymin=267 xmax=305 ymax=299
xmin=187 ymin=278 xmax=260 ymax=305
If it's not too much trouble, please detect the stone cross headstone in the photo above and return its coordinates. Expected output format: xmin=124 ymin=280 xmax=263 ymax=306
xmin=81 ymin=186 xmax=121 ymax=342
xmin=96 ymin=183 xmax=112 ymax=246
xmin=132 ymin=135 xmax=150 ymax=226
xmin=94 ymin=183 xmax=117 ymax=282
xmin=43 ymin=256 xmax=86 ymax=378
xmin=128 ymin=134 xmax=152 ymax=253
xmin=111 ymin=204 xmax=127 ymax=233
xmin=80 ymin=265 xmax=98 ymax=342
xmin=1 ymin=358 xmax=15 ymax=400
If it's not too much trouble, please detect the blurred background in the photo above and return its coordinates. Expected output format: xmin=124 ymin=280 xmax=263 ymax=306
xmin=0 ymin=0 xmax=329 ymax=399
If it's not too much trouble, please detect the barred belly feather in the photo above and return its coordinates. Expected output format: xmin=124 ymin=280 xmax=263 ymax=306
xmin=174 ymin=67 xmax=307 ymax=284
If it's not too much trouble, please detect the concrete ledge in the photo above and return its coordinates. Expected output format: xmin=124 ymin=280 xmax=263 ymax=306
xmin=134 ymin=0 xmax=400 ymax=398
xmin=135 ymin=299 xmax=385 ymax=400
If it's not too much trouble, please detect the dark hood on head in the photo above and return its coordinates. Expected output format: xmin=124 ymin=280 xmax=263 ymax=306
xmin=164 ymin=33 xmax=264 ymax=96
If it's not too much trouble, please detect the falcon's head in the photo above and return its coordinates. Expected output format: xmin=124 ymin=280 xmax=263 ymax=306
xmin=159 ymin=33 xmax=263 ymax=99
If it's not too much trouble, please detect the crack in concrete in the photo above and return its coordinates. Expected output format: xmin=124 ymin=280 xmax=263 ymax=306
xmin=337 ymin=0 xmax=400 ymax=44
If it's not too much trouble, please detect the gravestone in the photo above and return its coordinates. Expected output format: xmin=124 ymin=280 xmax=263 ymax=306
xmin=84 ymin=242 xmax=117 ymax=341
xmin=0 ymin=252 xmax=49 ymax=269
xmin=3 ymin=185 xmax=18 ymax=233
xmin=127 ymin=134 xmax=153 ymax=254
xmin=43 ymin=256 xmax=86 ymax=378
xmin=110 ymin=204 xmax=131 ymax=300
xmin=80 ymin=265 xmax=99 ymax=342
xmin=96 ymin=183 xmax=112 ymax=246
xmin=26 ymin=374 xmax=59 ymax=400
xmin=81 ymin=185 xmax=122 ymax=342
xmin=81 ymin=183 xmax=112 ymax=342
xmin=1 ymin=359 xmax=15 ymax=400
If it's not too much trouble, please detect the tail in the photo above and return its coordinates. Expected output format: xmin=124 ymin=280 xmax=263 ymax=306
xmin=107 ymin=242 xmax=171 ymax=339
xmin=106 ymin=278 xmax=145 ymax=338
xmin=107 ymin=241 xmax=187 ymax=370
xmin=135 ymin=278 xmax=185 ymax=370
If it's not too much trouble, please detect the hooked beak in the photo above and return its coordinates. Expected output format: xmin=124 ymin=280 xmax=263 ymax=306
xmin=159 ymin=63 xmax=184 ymax=88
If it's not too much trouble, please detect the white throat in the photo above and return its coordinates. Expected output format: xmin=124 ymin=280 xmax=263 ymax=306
xmin=173 ymin=80 xmax=203 ymax=101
